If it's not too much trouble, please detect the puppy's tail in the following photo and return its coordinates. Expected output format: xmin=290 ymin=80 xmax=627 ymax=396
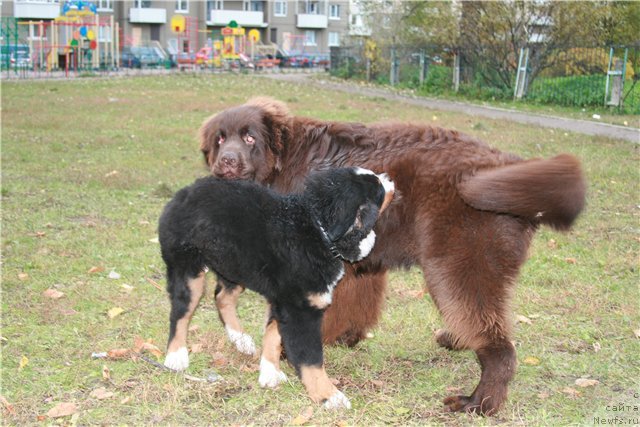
xmin=457 ymin=154 xmax=586 ymax=230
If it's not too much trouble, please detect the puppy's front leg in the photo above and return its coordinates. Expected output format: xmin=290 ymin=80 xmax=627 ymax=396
xmin=276 ymin=304 xmax=350 ymax=409
xmin=258 ymin=314 xmax=288 ymax=388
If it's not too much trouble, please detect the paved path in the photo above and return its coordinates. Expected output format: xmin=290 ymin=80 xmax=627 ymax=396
xmin=263 ymin=73 xmax=640 ymax=143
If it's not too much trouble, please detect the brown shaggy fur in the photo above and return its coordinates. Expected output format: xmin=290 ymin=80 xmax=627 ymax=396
xmin=198 ymin=97 xmax=586 ymax=415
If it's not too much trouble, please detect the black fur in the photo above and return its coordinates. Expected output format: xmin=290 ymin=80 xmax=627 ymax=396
xmin=159 ymin=167 xmax=388 ymax=376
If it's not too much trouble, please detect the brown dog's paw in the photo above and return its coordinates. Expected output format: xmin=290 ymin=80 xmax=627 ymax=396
xmin=443 ymin=395 xmax=471 ymax=412
xmin=443 ymin=394 xmax=497 ymax=416
xmin=435 ymin=329 xmax=459 ymax=350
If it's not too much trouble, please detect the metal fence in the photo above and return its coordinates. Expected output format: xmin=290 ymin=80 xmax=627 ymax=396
xmin=330 ymin=44 xmax=640 ymax=114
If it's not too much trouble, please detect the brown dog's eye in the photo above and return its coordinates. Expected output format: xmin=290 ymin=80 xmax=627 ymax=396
xmin=218 ymin=136 xmax=225 ymax=145
xmin=244 ymin=134 xmax=255 ymax=145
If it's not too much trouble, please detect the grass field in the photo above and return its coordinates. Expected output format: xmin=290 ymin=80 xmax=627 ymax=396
xmin=2 ymin=74 xmax=639 ymax=426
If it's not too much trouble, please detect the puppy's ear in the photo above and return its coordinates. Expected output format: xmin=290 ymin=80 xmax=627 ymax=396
xmin=305 ymin=169 xmax=361 ymax=241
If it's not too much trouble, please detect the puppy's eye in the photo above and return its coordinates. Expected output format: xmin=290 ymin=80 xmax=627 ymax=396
xmin=244 ymin=134 xmax=255 ymax=145
xmin=218 ymin=136 xmax=225 ymax=145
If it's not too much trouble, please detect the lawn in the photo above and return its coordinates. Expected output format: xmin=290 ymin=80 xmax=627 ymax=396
xmin=1 ymin=74 xmax=639 ymax=426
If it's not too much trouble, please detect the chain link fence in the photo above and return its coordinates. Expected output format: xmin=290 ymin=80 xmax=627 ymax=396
xmin=330 ymin=44 xmax=640 ymax=114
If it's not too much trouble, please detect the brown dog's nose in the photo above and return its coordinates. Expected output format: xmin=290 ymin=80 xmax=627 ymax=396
xmin=221 ymin=152 xmax=239 ymax=168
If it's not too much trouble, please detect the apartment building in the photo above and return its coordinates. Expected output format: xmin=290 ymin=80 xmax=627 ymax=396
xmin=2 ymin=0 xmax=351 ymax=57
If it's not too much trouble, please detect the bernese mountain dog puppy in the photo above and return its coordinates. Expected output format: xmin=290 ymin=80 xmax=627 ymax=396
xmin=158 ymin=167 xmax=394 ymax=409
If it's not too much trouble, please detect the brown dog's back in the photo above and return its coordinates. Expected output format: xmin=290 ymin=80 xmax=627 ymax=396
xmin=458 ymin=154 xmax=586 ymax=231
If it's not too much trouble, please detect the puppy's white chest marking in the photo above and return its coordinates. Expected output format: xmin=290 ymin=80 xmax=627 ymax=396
xmin=307 ymin=266 xmax=345 ymax=309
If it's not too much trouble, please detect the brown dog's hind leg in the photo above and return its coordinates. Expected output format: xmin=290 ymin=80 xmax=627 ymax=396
xmin=422 ymin=215 xmax=531 ymax=415
xmin=215 ymin=279 xmax=256 ymax=355
xmin=165 ymin=271 xmax=206 ymax=371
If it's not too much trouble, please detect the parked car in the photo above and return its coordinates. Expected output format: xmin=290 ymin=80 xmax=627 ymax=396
xmin=1 ymin=44 xmax=31 ymax=68
xmin=120 ymin=46 xmax=164 ymax=68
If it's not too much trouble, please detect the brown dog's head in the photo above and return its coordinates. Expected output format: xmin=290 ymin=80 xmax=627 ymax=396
xmin=199 ymin=97 xmax=291 ymax=183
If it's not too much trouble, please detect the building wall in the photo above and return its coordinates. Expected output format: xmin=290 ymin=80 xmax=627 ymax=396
xmin=1 ymin=0 xmax=351 ymax=56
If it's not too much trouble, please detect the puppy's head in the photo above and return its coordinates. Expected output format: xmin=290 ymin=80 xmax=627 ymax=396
xmin=199 ymin=97 xmax=291 ymax=183
xmin=305 ymin=167 xmax=395 ymax=262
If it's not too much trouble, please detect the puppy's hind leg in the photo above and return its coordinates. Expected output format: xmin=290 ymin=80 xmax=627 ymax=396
xmin=215 ymin=278 xmax=256 ymax=355
xmin=164 ymin=269 xmax=206 ymax=371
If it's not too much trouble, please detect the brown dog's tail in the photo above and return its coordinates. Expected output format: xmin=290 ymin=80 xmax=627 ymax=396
xmin=458 ymin=154 xmax=586 ymax=230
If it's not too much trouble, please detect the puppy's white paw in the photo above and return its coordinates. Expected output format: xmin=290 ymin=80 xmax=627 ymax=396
xmin=225 ymin=326 xmax=257 ymax=355
xmin=323 ymin=391 xmax=351 ymax=410
xmin=258 ymin=357 xmax=288 ymax=388
xmin=164 ymin=347 xmax=189 ymax=371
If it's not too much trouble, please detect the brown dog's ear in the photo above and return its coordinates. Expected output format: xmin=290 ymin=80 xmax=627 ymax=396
xmin=246 ymin=97 xmax=291 ymax=153
xmin=198 ymin=114 xmax=219 ymax=166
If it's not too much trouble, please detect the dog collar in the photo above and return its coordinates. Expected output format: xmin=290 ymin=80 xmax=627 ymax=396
xmin=316 ymin=221 xmax=342 ymax=259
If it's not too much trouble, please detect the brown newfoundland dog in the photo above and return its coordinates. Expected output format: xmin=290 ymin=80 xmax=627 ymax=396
xmin=198 ymin=97 xmax=586 ymax=415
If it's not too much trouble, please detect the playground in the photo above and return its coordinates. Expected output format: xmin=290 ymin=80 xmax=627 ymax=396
xmin=1 ymin=3 xmax=324 ymax=78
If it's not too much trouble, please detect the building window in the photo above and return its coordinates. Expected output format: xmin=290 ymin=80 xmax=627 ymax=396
xmin=304 ymin=30 xmax=316 ymax=46
xmin=207 ymin=0 xmax=223 ymax=19
xmin=274 ymin=0 xmax=287 ymax=16
xmin=244 ymin=1 xmax=263 ymax=12
xmin=134 ymin=0 xmax=152 ymax=7
xmin=328 ymin=31 xmax=339 ymax=46
xmin=97 ymin=0 xmax=113 ymax=11
xmin=98 ymin=26 xmax=112 ymax=42
xmin=329 ymin=4 xmax=340 ymax=19
xmin=305 ymin=1 xmax=319 ymax=14
xmin=176 ymin=0 xmax=188 ymax=13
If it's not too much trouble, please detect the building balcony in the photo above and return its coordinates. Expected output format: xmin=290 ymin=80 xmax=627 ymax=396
xmin=208 ymin=10 xmax=266 ymax=27
xmin=129 ymin=7 xmax=167 ymax=24
xmin=297 ymin=13 xmax=328 ymax=29
xmin=14 ymin=1 xmax=60 ymax=19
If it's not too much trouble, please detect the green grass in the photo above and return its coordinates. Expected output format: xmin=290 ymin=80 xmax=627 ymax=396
xmin=2 ymin=74 xmax=639 ymax=426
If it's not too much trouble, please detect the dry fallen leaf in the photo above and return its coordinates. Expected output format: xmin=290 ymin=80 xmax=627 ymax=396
xmin=88 ymin=266 xmax=104 ymax=274
xmin=102 ymin=365 xmax=111 ymax=380
xmin=516 ymin=314 xmax=532 ymax=325
xmin=0 ymin=394 xmax=15 ymax=415
xmin=191 ymin=343 xmax=203 ymax=353
xmin=133 ymin=337 xmax=163 ymax=358
xmin=18 ymin=273 xmax=29 ymax=281
xmin=634 ymin=328 xmax=640 ymax=339
xmin=538 ymin=391 xmax=550 ymax=399
xmin=47 ymin=402 xmax=78 ymax=418
xmin=107 ymin=349 xmax=130 ymax=359
xmin=291 ymin=406 xmax=314 ymax=426
xmin=18 ymin=355 xmax=29 ymax=371
xmin=562 ymin=387 xmax=581 ymax=398
xmin=90 ymin=387 xmax=114 ymax=400
xmin=565 ymin=257 xmax=577 ymax=264
xmin=547 ymin=239 xmax=557 ymax=249
xmin=120 ymin=396 xmax=132 ymax=405
xmin=523 ymin=356 xmax=540 ymax=366
xmin=43 ymin=289 xmax=64 ymax=299
xmin=575 ymin=378 xmax=599 ymax=388
xmin=212 ymin=352 xmax=228 ymax=368
xmin=107 ymin=307 xmax=124 ymax=319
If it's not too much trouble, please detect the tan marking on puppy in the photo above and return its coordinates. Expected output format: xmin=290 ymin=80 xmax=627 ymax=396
xmin=262 ymin=320 xmax=282 ymax=368
xmin=307 ymin=293 xmax=331 ymax=310
xmin=215 ymin=286 xmax=244 ymax=332
xmin=300 ymin=365 xmax=339 ymax=404
xmin=167 ymin=272 xmax=205 ymax=353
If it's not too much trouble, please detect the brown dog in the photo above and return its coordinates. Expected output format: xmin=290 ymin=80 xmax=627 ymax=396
xmin=198 ymin=97 xmax=586 ymax=415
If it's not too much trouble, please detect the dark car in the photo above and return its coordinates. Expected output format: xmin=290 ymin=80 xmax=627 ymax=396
xmin=120 ymin=46 xmax=164 ymax=68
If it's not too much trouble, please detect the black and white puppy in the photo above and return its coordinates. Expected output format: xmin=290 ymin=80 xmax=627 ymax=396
xmin=158 ymin=167 xmax=394 ymax=408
